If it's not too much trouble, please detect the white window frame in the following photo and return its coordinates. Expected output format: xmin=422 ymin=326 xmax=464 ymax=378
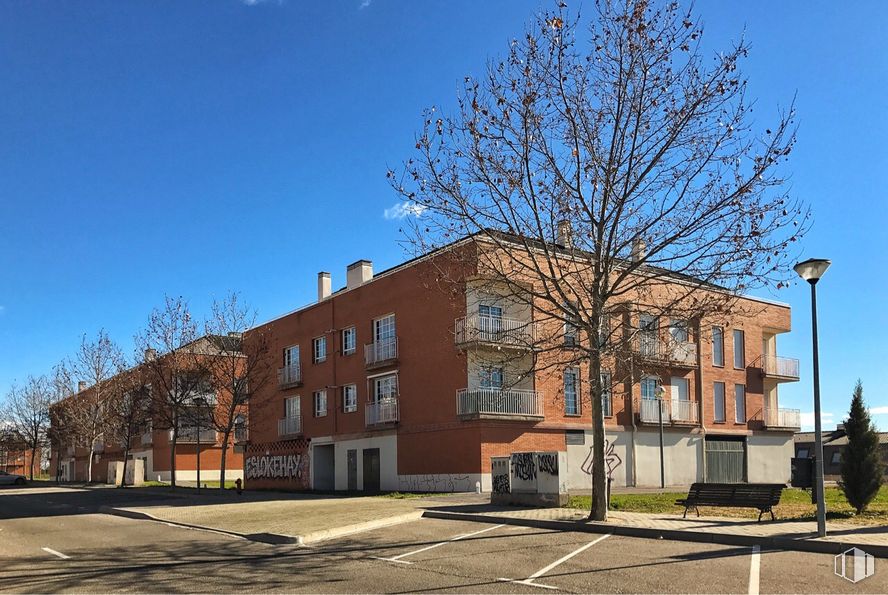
xmin=343 ymin=384 xmax=357 ymax=412
xmin=564 ymin=302 xmax=579 ymax=346
xmin=733 ymin=329 xmax=745 ymax=369
xmin=713 ymin=382 xmax=726 ymax=422
xmin=313 ymin=336 xmax=327 ymax=364
xmin=641 ymin=376 xmax=659 ymax=400
xmin=341 ymin=327 xmax=356 ymax=356
xmin=670 ymin=319 xmax=689 ymax=343
xmin=564 ymin=368 xmax=579 ymax=416
xmin=374 ymin=314 xmax=396 ymax=343
xmin=372 ymin=374 xmax=398 ymax=402
xmin=313 ymin=390 xmax=327 ymax=417
xmin=285 ymin=396 xmax=301 ymax=419
xmin=284 ymin=344 xmax=300 ymax=368
xmin=479 ymin=366 xmax=504 ymax=390
xmin=712 ymin=327 xmax=724 ymax=367
xmin=734 ymin=384 xmax=746 ymax=423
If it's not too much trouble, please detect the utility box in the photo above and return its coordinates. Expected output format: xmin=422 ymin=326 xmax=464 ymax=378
xmin=108 ymin=459 xmax=144 ymax=487
xmin=491 ymin=451 xmax=568 ymax=507
xmin=791 ymin=456 xmax=813 ymax=489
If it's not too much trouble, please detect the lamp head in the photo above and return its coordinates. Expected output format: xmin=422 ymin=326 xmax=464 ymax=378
xmin=794 ymin=258 xmax=831 ymax=284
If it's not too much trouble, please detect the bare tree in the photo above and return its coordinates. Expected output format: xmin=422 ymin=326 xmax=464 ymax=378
xmin=62 ymin=330 xmax=125 ymax=483
xmin=136 ymin=295 xmax=202 ymax=489
xmin=391 ymin=1 xmax=808 ymax=520
xmin=105 ymin=365 xmax=153 ymax=487
xmin=204 ymin=292 xmax=272 ymax=489
xmin=48 ymin=362 xmax=75 ymax=483
xmin=7 ymin=376 xmax=54 ymax=479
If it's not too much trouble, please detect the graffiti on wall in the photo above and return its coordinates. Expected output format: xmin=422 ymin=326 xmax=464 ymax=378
xmin=491 ymin=457 xmax=510 ymax=494
xmin=245 ymin=454 xmax=306 ymax=481
xmin=580 ymin=439 xmax=623 ymax=480
xmin=512 ymin=452 xmax=536 ymax=481
xmin=537 ymin=453 xmax=558 ymax=476
xmin=398 ymin=474 xmax=472 ymax=492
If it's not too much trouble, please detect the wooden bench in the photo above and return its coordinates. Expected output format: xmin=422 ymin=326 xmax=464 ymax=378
xmin=676 ymin=483 xmax=785 ymax=521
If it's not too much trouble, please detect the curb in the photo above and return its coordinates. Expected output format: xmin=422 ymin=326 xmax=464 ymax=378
xmin=100 ymin=506 xmax=424 ymax=547
xmin=300 ymin=510 xmax=424 ymax=544
xmin=421 ymin=510 xmax=888 ymax=559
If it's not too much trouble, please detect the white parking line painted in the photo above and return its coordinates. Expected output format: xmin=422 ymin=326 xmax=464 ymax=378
xmin=748 ymin=545 xmax=761 ymax=595
xmin=373 ymin=524 xmax=505 ymax=564
xmin=498 ymin=533 xmax=612 ymax=590
xmin=42 ymin=547 xmax=70 ymax=560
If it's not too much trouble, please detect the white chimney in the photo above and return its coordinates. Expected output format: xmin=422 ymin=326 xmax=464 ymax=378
xmin=144 ymin=348 xmax=157 ymax=362
xmin=318 ymin=272 xmax=332 ymax=301
xmin=346 ymin=260 xmax=373 ymax=290
xmin=631 ymin=238 xmax=647 ymax=262
xmin=556 ymin=220 xmax=573 ymax=248
xmin=77 ymin=381 xmax=87 ymax=393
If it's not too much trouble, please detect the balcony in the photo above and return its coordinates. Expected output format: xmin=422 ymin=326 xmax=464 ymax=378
xmin=171 ymin=428 xmax=217 ymax=444
xmin=639 ymin=398 xmax=699 ymax=425
xmin=758 ymin=355 xmax=800 ymax=382
xmin=763 ymin=406 xmax=801 ymax=430
xmin=365 ymin=337 xmax=398 ymax=369
xmin=278 ymin=363 xmax=302 ymax=389
xmin=141 ymin=431 xmax=153 ymax=446
xmin=456 ymin=388 xmax=544 ymax=420
xmin=454 ymin=315 xmax=536 ymax=349
xmin=634 ymin=335 xmax=698 ymax=368
xmin=277 ymin=415 xmax=302 ymax=438
xmin=366 ymin=398 xmax=400 ymax=426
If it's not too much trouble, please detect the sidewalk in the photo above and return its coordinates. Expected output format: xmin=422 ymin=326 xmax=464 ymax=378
xmin=422 ymin=503 xmax=888 ymax=557
xmin=106 ymin=492 xmax=487 ymax=544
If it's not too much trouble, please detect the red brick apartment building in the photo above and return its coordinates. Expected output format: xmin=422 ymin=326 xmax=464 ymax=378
xmin=245 ymin=236 xmax=801 ymax=493
xmin=50 ymin=336 xmax=246 ymax=484
xmin=0 ymin=430 xmax=38 ymax=476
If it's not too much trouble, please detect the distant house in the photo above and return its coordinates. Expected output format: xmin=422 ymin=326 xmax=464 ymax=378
xmin=793 ymin=424 xmax=888 ymax=480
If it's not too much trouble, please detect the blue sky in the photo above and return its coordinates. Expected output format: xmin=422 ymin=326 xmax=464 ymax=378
xmin=1 ymin=1 xmax=885 ymax=430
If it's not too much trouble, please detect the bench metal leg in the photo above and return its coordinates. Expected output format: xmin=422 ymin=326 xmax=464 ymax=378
xmin=695 ymin=506 xmax=700 ymax=518
xmin=683 ymin=505 xmax=689 ymax=519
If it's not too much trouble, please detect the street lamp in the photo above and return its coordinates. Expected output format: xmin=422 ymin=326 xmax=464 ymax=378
xmin=794 ymin=257 xmax=830 ymax=538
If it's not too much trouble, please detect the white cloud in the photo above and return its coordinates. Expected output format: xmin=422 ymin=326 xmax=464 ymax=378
xmin=869 ymin=406 xmax=888 ymax=416
xmin=384 ymin=201 xmax=426 ymax=220
xmin=241 ymin=0 xmax=282 ymax=6
xmin=800 ymin=410 xmax=835 ymax=431
xmin=359 ymin=0 xmax=373 ymax=8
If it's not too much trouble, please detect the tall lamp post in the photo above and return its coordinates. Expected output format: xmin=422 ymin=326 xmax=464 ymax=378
xmin=794 ymin=257 xmax=831 ymax=538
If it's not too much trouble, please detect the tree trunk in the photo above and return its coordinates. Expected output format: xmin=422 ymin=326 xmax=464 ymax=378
xmin=29 ymin=446 xmax=37 ymax=480
xmin=120 ymin=442 xmax=131 ymax=488
xmin=87 ymin=446 xmax=94 ymax=483
xmin=170 ymin=434 xmax=177 ymax=488
xmin=587 ymin=354 xmax=608 ymax=522
xmin=219 ymin=429 xmax=231 ymax=490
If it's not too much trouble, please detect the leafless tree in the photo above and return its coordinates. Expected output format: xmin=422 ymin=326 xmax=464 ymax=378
xmin=61 ymin=330 xmax=125 ymax=483
xmin=6 ymin=376 xmax=54 ymax=479
xmin=391 ymin=1 xmax=808 ymax=520
xmin=47 ymin=362 xmax=75 ymax=482
xmin=204 ymin=292 xmax=272 ymax=489
xmin=105 ymin=365 xmax=153 ymax=487
xmin=135 ymin=295 xmax=203 ymax=489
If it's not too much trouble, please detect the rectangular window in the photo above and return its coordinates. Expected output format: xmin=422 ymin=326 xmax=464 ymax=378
xmin=313 ymin=336 xmax=327 ymax=363
xmin=284 ymin=345 xmax=300 ymax=367
xmin=342 ymin=384 xmax=357 ymax=412
xmin=564 ymin=302 xmax=579 ymax=346
xmin=797 ymin=448 xmax=809 ymax=458
xmin=641 ymin=377 xmax=659 ymax=400
xmin=712 ymin=327 xmax=724 ymax=367
xmin=479 ymin=366 xmax=504 ymax=390
xmin=598 ymin=314 xmax=610 ymax=348
xmin=733 ymin=329 xmax=745 ymax=369
xmin=373 ymin=374 xmax=398 ymax=402
xmin=670 ymin=319 xmax=689 ymax=343
xmin=713 ymin=382 xmax=726 ymax=422
xmin=374 ymin=314 xmax=396 ymax=342
xmin=639 ymin=314 xmax=658 ymax=356
xmin=313 ymin=390 xmax=327 ymax=417
xmin=601 ymin=372 xmax=612 ymax=417
xmin=341 ymin=327 xmax=356 ymax=356
xmin=564 ymin=369 xmax=579 ymax=415
xmin=734 ymin=384 xmax=746 ymax=423
xmin=285 ymin=396 xmax=300 ymax=419
xmin=830 ymin=451 xmax=841 ymax=465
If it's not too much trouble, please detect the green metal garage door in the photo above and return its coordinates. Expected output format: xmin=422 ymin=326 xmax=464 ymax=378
xmin=705 ymin=437 xmax=746 ymax=483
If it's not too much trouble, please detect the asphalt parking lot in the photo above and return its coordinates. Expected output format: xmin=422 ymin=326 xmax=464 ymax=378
xmin=2 ymin=485 xmax=885 ymax=593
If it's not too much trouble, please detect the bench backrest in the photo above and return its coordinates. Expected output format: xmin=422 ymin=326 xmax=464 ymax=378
xmin=686 ymin=483 xmax=784 ymax=506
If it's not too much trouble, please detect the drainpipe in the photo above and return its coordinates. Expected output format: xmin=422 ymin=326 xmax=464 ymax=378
xmin=629 ymin=353 xmax=638 ymax=487
xmin=697 ymin=320 xmax=706 ymax=483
